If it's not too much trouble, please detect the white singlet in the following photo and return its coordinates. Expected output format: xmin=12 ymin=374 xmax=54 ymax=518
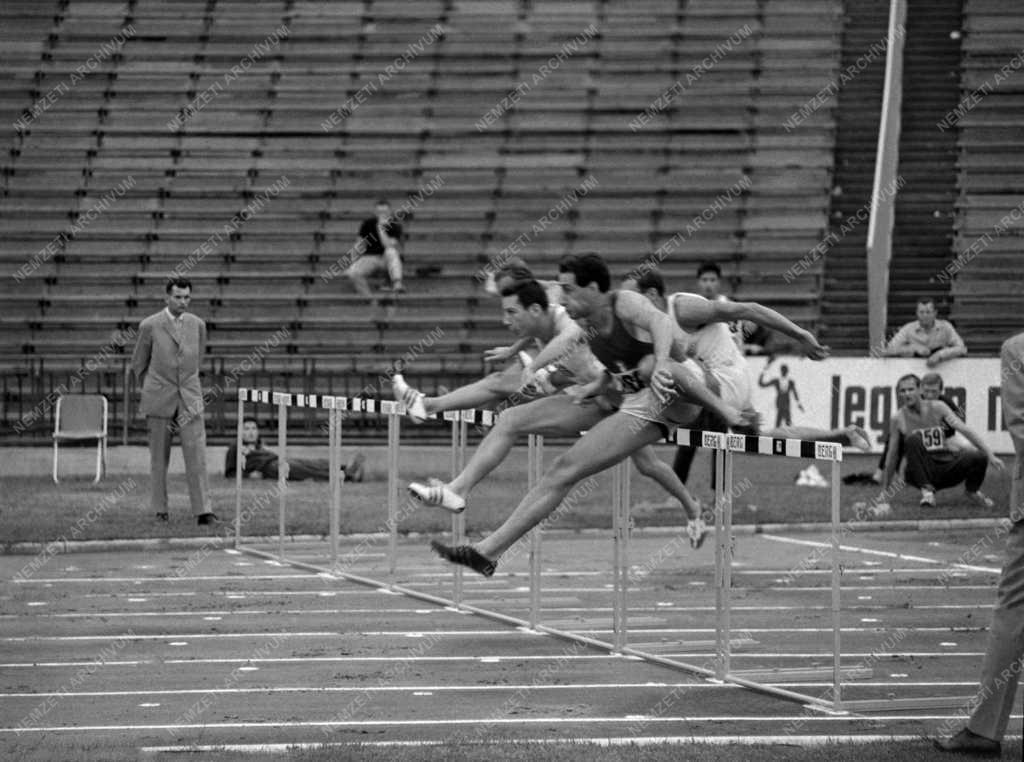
xmin=667 ymin=291 xmax=751 ymax=410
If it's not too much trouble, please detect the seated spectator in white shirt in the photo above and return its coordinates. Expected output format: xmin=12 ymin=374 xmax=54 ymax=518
xmin=882 ymin=297 xmax=966 ymax=367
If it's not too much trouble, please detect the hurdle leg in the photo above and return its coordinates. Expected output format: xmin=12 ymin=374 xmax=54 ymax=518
xmin=450 ymin=416 xmax=466 ymax=607
xmin=528 ymin=434 xmax=543 ymax=629
xmin=234 ymin=390 xmax=244 ymax=548
xmin=830 ymin=458 xmax=842 ymax=710
xmin=612 ymin=458 xmax=631 ymax=652
xmin=713 ymin=447 xmax=726 ymax=679
xmin=387 ymin=407 xmax=400 ymax=580
xmin=721 ymin=448 xmax=734 ymax=678
xmin=276 ymin=395 xmax=288 ymax=561
xmin=328 ymin=406 xmax=341 ymax=566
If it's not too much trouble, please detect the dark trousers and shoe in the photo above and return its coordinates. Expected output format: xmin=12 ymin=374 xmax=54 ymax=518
xmin=147 ymin=411 xmax=211 ymax=520
xmin=902 ymin=436 xmax=988 ymax=495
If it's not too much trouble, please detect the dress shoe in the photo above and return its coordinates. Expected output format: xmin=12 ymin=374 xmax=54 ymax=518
xmin=934 ymin=728 xmax=1001 ymax=757
xmin=196 ymin=512 xmax=220 ymax=526
xmin=155 ymin=512 xmax=169 ymax=522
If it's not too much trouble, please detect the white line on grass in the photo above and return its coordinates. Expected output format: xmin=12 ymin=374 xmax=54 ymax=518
xmin=139 ymin=734 xmax=1023 ymax=752
xmin=5 ymin=714 xmax=1022 ymax=733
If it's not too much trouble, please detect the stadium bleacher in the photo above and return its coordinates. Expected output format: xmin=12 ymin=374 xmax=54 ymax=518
xmin=949 ymin=0 xmax=1024 ymax=351
xmin=3 ymin=0 xmax=848 ymax=439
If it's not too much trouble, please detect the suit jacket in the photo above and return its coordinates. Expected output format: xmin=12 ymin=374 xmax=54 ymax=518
xmin=1002 ymin=332 xmax=1024 ymax=456
xmin=131 ymin=309 xmax=207 ymax=420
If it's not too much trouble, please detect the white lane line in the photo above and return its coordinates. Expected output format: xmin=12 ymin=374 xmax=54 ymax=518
xmin=16 ymin=602 xmax=992 ymax=617
xmin=0 ymin=651 xmax=991 ymax=668
xmin=762 ymin=535 xmax=1001 ymax=574
xmin=771 ymin=585 xmax=994 ymax=592
xmin=2 ymin=631 xmax=335 ymax=642
xmin=62 ymin=584 xmax=999 ymax=597
xmin=0 ymin=680 xmax=989 ymax=698
xmin=6 ymin=715 xmax=1022 ymax=733
xmin=0 ymin=608 xmax=345 ymax=619
xmin=736 ymin=568 xmax=989 ymax=576
xmin=8 ymin=571 xmax=612 ymax=586
xmin=2 ymin=682 xmax=699 ymax=698
xmin=141 ymin=734 xmax=1024 ymax=752
xmin=10 ymin=574 xmax=322 ymax=584
xmin=0 ymin=624 xmax=990 ymax=643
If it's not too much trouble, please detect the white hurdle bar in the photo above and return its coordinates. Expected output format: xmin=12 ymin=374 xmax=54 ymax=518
xmin=235 ymin=388 xmax=909 ymax=714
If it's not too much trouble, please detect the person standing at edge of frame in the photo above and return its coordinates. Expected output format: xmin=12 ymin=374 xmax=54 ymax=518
xmin=130 ymin=277 xmax=218 ymax=526
xmin=936 ymin=330 xmax=1024 ymax=758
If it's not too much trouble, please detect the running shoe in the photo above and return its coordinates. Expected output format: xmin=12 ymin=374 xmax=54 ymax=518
xmin=686 ymin=516 xmax=708 ymax=549
xmin=430 ymin=540 xmax=496 ymax=577
xmin=919 ymin=488 xmax=936 ymax=507
xmin=408 ymin=479 xmax=466 ymax=513
xmin=965 ymin=490 xmax=994 ymax=509
xmin=392 ymin=374 xmax=427 ymax=423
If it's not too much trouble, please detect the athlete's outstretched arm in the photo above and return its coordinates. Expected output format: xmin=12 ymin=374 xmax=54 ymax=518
xmin=700 ymin=299 xmax=828 ymax=360
xmin=483 ymin=336 xmax=532 ymax=363
xmin=525 ymin=320 xmax=585 ymax=373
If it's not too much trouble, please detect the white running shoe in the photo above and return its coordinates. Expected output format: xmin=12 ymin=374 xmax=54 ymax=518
xmin=919 ymin=488 xmax=936 ymax=507
xmin=408 ymin=480 xmax=466 ymax=514
xmin=846 ymin=425 xmax=872 ymax=452
xmin=392 ymin=374 xmax=428 ymax=423
xmin=686 ymin=517 xmax=708 ymax=549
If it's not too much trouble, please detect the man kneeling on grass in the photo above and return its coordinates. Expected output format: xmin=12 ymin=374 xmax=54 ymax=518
xmin=224 ymin=418 xmax=366 ymax=482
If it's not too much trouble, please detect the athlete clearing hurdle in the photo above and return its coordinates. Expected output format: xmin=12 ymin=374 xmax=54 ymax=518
xmin=402 ymin=275 xmax=710 ymax=545
xmin=623 ymin=269 xmax=871 ymax=450
xmin=392 ymin=260 xmax=573 ymax=422
xmin=431 ymin=253 xmax=741 ymax=576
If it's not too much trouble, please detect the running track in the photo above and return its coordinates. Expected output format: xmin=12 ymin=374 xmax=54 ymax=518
xmin=1 ymin=527 xmax=1021 ymax=755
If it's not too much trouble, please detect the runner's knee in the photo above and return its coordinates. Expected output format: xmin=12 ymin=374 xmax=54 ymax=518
xmin=547 ymin=452 xmax=586 ymax=487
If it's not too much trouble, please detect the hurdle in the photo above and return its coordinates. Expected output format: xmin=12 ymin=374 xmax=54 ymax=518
xmin=616 ymin=428 xmax=856 ymax=711
xmin=233 ymin=387 xmax=926 ymax=714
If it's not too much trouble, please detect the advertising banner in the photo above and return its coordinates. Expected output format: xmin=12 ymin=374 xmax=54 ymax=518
xmin=746 ymin=357 xmax=1011 ymax=454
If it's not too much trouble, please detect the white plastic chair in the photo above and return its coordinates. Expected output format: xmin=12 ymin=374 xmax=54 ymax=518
xmin=52 ymin=394 xmax=108 ymax=483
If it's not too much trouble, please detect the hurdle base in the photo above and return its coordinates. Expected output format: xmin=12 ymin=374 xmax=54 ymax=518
xmin=629 ymin=638 xmax=757 ymax=653
xmin=839 ymin=695 xmax=976 ymax=712
xmin=542 ymin=616 xmax=666 ymax=629
xmin=729 ymin=666 xmax=873 ymax=683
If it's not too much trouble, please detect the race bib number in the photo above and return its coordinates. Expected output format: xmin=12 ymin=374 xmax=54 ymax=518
xmin=916 ymin=426 xmax=945 ymax=451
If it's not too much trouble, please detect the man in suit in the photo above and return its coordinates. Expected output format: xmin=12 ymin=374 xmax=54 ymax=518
xmin=131 ymin=277 xmax=216 ymax=525
xmin=936 ymin=330 xmax=1024 ymax=757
